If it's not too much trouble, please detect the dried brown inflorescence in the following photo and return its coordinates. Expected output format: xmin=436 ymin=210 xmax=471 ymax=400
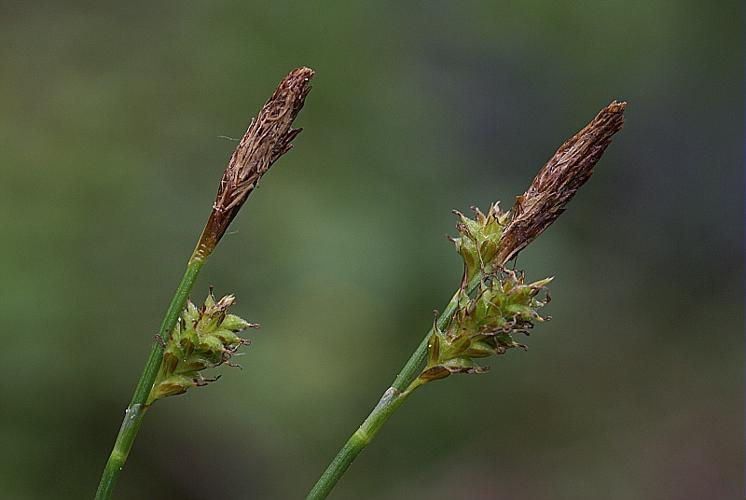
xmin=496 ymin=101 xmax=626 ymax=264
xmin=192 ymin=67 xmax=315 ymax=261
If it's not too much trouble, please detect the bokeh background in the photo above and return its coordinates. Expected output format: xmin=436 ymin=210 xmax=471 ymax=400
xmin=1 ymin=2 xmax=742 ymax=499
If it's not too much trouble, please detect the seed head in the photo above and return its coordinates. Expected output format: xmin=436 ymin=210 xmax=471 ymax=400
xmin=147 ymin=290 xmax=258 ymax=404
xmin=192 ymin=67 xmax=314 ymax=261
xmin=419 ymin=269 xmax=552 ymax=383
xmin=497 ymin=101 xmax=626 ymax=264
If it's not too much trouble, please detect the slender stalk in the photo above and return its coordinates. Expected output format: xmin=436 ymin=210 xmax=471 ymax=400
xmin=306 ymin=273 xmax=483 ymax=500
xmin=94 ymin=67 xmax=313 ymax=499
xmin=307 ymin=380 xmax=424 ymax=500
xmin=95 ymin=257 xmax=205 ymax=500
xmin=307 ymin=101 xmax=626 ymax=499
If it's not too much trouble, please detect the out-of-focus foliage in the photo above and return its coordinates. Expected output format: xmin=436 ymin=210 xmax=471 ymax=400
xmin=0 ymin=2 xmax=741 ymax=499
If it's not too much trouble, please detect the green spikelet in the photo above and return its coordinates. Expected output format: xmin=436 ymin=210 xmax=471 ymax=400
xmin=419 ymin=212 xmax=553 ymax=385
xmin=147 ymin=291 xmax=257 ymax=404
xmin=450 ymin=203 xmax=510 ymax=281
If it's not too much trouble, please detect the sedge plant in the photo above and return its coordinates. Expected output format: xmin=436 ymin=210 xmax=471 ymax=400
xmin=307 ymin=101 xmax=626 ymax=499
xmin=95 ymin=67 xmax=314 ymax=500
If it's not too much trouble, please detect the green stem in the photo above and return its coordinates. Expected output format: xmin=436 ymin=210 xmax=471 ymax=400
xmin=306 ymin=380 xmax=424 ymax=500
xmin=95 ymin=257 xmax=205 ymax=500
xmin=306 ymin=273 xmax=483 ymax=499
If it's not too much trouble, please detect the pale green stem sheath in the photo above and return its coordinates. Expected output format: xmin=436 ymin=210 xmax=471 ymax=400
xmin=306 ymin=273 xmax=483 ymax=500
xmin=95 ymin=257 xmax=205 ymax=500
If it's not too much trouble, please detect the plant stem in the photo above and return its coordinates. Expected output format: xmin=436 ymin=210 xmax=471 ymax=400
xmin=307 ymin=100 xmax=626 ymax=499
xmin=306 ymin=273 xmax=483 ymax=499
xmin=94 ymin=68 xmax=315 ymax=500
xmin=95 ymin=257 xmax=205 ymax=500
xmin=306 ymin=381 xmax=424 ymax=500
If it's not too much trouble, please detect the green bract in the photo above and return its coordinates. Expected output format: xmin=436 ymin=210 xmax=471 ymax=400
xmin=147 ymin=292 xmax=256 ymax=404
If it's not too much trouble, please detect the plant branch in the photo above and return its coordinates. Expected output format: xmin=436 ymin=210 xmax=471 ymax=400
xmin=94 ymin=67 xmax=314 ymax=500
xmin=306 ymin=101 xmax=625 ymax=499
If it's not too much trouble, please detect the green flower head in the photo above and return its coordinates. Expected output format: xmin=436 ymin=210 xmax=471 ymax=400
xmin=148 ymin=291 xmax=257 ymax=404
xmin=420 ymin=269 xmax=551 ymax=383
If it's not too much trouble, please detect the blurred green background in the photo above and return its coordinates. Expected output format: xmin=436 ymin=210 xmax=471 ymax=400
xmin=1 ymin=1 xmax=742 ymax=499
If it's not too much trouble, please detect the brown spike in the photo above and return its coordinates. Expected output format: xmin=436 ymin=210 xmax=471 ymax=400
xmin=497 ymin=101 xmax=625 ymax=264
xmin=192 ymin=67 xmax=314 ymax=261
